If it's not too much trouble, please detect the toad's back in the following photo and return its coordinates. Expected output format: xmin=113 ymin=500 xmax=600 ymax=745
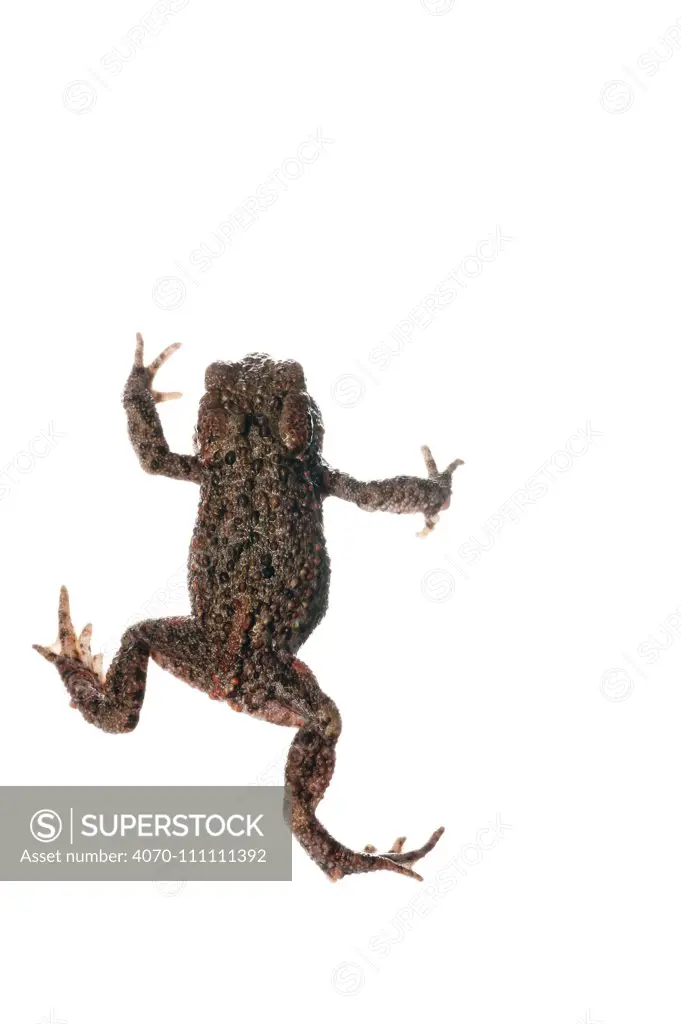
xmin=189 ymin=435 xmax=330 ymax=653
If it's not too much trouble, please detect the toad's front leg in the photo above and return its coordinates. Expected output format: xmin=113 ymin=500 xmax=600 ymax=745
xmin=323 ymin=446 xmax=463 ymax=537
xmin=123 ymin=333 xmax=201 ymax=483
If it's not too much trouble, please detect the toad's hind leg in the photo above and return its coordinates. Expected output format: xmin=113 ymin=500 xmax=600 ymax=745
xmin=33 ymin=588 xmax=211 ymax=733
xmin=241 ymin=654 xmax=444 ymax=882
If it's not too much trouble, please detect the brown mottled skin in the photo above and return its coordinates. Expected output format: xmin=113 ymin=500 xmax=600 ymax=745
xmin=34 ymin=334 xmax=463 ymax=882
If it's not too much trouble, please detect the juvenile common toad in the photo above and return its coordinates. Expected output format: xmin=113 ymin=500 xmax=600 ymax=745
xmin=34 ymin=334 xmax=463 ymax=881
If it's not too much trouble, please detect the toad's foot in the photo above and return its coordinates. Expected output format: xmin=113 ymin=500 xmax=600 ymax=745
xmin=32 ymin=586 xmax=125 ymax=730
xmin=33 ymin=586 xmax=104 ymax=681
xmin=417 ymin=446 xmax=464 ymax=537
xmin=362 ymin=827 xmax=445 ymax=875
xmin=294 ymin=812 xmax=442 ymax=882
xmin=296 ymin=819 xmax=445 ymax=882
xmin=134 ymin=332 xmax=183 ymax=404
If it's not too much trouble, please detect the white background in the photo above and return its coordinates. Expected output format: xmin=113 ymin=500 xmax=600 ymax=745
xmin=2 ymin=0 xmax=681 ymax=1021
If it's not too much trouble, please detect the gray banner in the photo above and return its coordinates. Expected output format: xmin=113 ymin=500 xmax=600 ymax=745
xmin=0 ymin=787 xmax=292 ymax=881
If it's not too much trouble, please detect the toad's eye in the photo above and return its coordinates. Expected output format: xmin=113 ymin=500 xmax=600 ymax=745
xmin=205 ymin=361 xmax=239 ymax=391
xmin=277 ymin=360 xmax=305 ymax=391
